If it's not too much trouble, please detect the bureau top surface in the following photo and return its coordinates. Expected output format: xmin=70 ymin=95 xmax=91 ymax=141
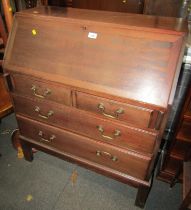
xmin=4 ymin=6 xmax=187 ymax=108
xmin=18 ymin=6 xmax=187 ymax=33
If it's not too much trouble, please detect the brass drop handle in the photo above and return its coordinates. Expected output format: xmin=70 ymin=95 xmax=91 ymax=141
xmin=31 ymin=85 xmax=51 ymax=99
xmin=97 ymin=103 xmax=124 ymax=119
xmin=38 ymin=131 xmax=56 ymax=143
xmin=35 ymin=106 xmax=54 ymax=119
xmin=96 ymin=125 xmax=121 ymax=140
xmin=96 ymin=150 xmax=118 ymax=162
xmin=122 ymin=0 xmax=127 ymax=3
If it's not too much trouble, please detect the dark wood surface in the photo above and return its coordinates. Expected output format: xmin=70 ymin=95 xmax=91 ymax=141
xmin=48 ymin=0 xmax=72 ymax=7
xmin=75 ymin=91 xmax=161 ymax=129
xmin=183 ymin=162 xmax=191 ymax=200
xmin=0 ymin=75 xmax=12 ymax=119
xmin=13 ymin=94 xmax=158 ymax=155
xmin=16 ymin=7 xmax=187 ymax=32
xmin=180 ymin=161 xmax=191 ymax=210
xmin=0 ymin=4 xmax=13 ymax=120
xmin=48 ymin=0 xmax=183 ymax=18
xmin=17 ymin=115 xmax=152 ymax=180
xmin=4 ymin=7 xmax=187 ymax=108
xmin=11 ymin=73 xmax=72 ymax=106
xmin=3 ymin=7 xmax=187 ymax=208
xmin=0 ymin=14 xmax=7 ymax=46
xmin=20 ymin=135 xmax=151 ymax=187
xmin=177 ymin=119 xmax=191 ymax=143
xmin=72 ymin=0 xmax=144 ymax=14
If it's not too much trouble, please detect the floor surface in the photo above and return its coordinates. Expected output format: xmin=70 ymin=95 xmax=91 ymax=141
xmin=0 ymin=114 xmax=182 ymax=210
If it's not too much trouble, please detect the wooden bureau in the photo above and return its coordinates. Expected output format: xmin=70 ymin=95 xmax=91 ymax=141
xmin=3 ymin=7 xmax=187 ymax=208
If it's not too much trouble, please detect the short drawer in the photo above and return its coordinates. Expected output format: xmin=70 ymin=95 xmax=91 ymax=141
xmin=11 ymin=73 xmax=71 ymax=106
xmin=13 ymin=95 xmax=158 ymax=155
xmin=75 ymin=92 xmax=158 ymax=129
xmin=17 ymin=116 xmax=151 ymax=180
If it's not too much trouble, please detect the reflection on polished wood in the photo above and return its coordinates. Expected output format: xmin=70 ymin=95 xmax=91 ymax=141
xmin=2 ymin=0 xmax=13 ymax=33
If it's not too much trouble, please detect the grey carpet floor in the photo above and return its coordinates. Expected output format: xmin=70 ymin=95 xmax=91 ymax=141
xmin=0 ymin=114 xmax=182 ymax=210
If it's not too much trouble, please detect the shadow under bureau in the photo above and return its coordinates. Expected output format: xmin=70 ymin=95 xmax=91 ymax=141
xmin=3 ymin=6 xmax=187 ymax=208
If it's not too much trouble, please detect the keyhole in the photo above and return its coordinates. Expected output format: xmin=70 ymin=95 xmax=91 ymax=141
xmin=82 ymin=26 xmax=87 ymax=31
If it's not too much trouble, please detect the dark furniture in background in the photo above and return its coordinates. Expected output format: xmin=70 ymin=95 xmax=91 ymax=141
xmin=48 ymin=0 xmax=71 ymax=7
xmin=47 ymin=0 xmax=186 ymax=17
xmin=180 ymin=160 xmax=191 ymax=210
xmin=0 ymin=1 xmax=13 ymax=122
xmin=72 ymin=0 xmax=144 ymax=13
xmin=0 ymin=1 xmax=13 ymax=157
xmin=144 ymin=0 xmax=183 ymax=17
xmin=157 ymin=73 xmax=191 ymax=185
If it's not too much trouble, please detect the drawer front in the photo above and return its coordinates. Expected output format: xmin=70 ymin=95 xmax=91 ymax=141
xmin=13 ymin=95 xmax=158 ymax=155
xmin=76 ymin=91 xmax=156 ymax=128
xmin=11 ymin=74 xmax=71 ymax=106
xmin=17 ymin=116 xmax=151 ymax=180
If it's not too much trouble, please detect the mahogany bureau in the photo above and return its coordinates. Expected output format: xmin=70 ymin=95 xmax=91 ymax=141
xmin=3 ymin=7 xmax=187 ymax=208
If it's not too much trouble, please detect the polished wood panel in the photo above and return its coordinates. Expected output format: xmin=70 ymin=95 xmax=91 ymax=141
xmin=16 ymin=7 xmax=187 ymax=32
xmin=17 ymin=115 xmax=151 ymax=180
xmin=76 ymin=91 xmax=158 ymax=129
xmin=4 ymin=7 xmax=186 ymax=108
xmin=11 ymin=73 xmax=71 ymax=106
xmin=13 ymin=94 xmax=158 ymax=155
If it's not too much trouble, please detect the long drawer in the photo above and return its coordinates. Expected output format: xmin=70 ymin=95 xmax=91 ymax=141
xmin=13 ymin=94 xmax=158 ymax=155
xmin=17 ymin=116 xmax=151 ymax=180
xmin=11 ymin=73 xmax=71 ymax=106
xmin=75 ymin=91 xmax=159 ymax=129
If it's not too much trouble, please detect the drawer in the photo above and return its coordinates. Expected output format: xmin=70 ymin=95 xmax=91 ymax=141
xmin=76 ymin=91 xmax=158 ymax=129
xmin=13 ymin=95 xmax=158 ymax=155
xmin=17 ymin=116 xmax=151 ymax=180
xmin=11 ymin=74 xmax=71 ymax=106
